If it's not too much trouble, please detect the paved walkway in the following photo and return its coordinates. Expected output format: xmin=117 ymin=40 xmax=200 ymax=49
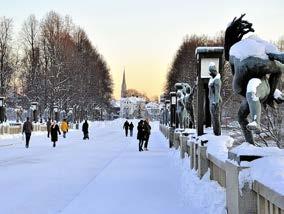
xmin=0 ymin=121 xmax=226 ymax=214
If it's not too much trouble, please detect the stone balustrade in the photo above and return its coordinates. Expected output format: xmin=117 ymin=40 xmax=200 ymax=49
xmin=0 ymin=123 xmax=47 ymax=135
xmin=159 ymin=123 xmax=284 ymax=214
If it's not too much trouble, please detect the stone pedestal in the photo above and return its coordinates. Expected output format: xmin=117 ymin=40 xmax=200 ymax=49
xmin=193 ymin=142 xmax=199 ymax=171
xmin=180 ymin=135 xmax=188 ymax=159
xmin=173 ymin=132 xmax=181 ymax=149
xmin=169 ymin=127 xmax=175 ymax=148
xmin=189 ymin=140 xmax=195 ymax=169
xmin=198 ymin=145 xmax=208 ymax=178
xmin=225 ymin=161 xmax=257 ymax=214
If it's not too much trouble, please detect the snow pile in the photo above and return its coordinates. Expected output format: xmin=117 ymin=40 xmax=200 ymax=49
xmin=230 ymin=142 xmax=284 ymax=157
xmin=274 ymin=89 xmax=283 ymax=100
xmin=230 ymin=35 xmax=279 ymax=61
xmin=239 ymin=156 xmax=284 ymax=195
xmin=246 ymin=78 xmax=262 ymax=101
xmin=170 ymin=149 xmax=227 ymax=213
xmin=199 ymin=134 xmax=234 ymax=162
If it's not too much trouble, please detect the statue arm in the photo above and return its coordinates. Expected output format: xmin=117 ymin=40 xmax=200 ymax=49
xmin=267 ymin=53 xmax=284 ymax=63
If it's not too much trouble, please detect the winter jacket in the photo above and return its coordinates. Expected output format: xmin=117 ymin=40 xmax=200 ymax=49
xmin=143 ymin=121 xmax=151 ymax=140
xmin=129 ymin=123 xmax=134 ymax=130
xmin=60 ymin=121 xmax=69 ymax=132
xmin=46 ymin=120 xmax=51 ymax=131
xmin=123 ymin=121 xmax=129 ymax=130
xmin=82 ymin=122 xmax=89 ymax=133
xmin=23 ymin=121 xmax=33 ymax=134
xmin=51 ymin=124 xmax=61 ymax=142
xmin=137 ymin=121 xmax=144 ymax=140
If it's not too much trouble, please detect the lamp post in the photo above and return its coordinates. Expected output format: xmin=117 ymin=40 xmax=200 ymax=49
xmin=31 ymin=102 xmax=38 ymax=123
xmin=170 ymin=92 xmax=177 ymax=128
xmin=53 ymin=105 xmax=59 ymax=122
xmin=165 ymin=99 xmax=170 ymax=126
xmin=195 ymin=47 xmax=224 ymax=135
xmin=0 ymin=97 xmax=5 ymax=123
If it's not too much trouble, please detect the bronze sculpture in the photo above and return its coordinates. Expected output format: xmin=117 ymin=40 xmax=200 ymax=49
xmin=224 ymin=14 xmax=284 ymax=144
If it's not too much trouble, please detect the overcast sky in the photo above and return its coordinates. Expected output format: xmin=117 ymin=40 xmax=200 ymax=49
xmin=1 ymin=0 xmax=283 ymax=99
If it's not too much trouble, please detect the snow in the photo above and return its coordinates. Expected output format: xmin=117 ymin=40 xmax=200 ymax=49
xmin=239 ymin=156 xmax=284 ymax=195
xmin=274 ymin=89 xmax=283 ymax=99
xmin=233 ymin=143 xmax=284 ymax=195
xmin=246 ymin=78 xmax=262 ymax=101
xmin=230 ymin=142 xmax=284 ymax=157
xmin=0 ymin=119 xmax=226 ymax=214
xmin=199 ymin=133 xmax=234 ymax=162
xmin=230 ymin=35 xmax=279 ymax=61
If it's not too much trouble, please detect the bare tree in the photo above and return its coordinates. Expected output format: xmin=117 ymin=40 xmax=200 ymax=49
xmin=0 ymin=17 xmax=13 ymax=96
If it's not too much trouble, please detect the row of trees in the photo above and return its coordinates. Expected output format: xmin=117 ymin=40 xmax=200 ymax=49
xmin=0 ymin=11 xmax=113 ymax=121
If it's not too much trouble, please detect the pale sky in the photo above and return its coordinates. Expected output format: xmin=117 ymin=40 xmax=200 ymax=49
xmin=1 ymin=0 xmax=283 ymax=99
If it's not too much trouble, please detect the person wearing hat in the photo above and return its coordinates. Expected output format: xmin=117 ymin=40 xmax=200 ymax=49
xmin=208 ymin=62 xmax=222 ymax=136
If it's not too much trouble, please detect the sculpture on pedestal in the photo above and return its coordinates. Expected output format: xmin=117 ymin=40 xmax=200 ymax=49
xmin=175 ymin=83 xmax=185 ymax=128
xmin=208 ymin=63 xmax=222 ymax=136
xmin=175 ymin=83 xmax=196 ymax=129
xmin=224 ymin=14 xmax=284 ymax=144
xmin=184 ymin=83 xmax=196 ymax=128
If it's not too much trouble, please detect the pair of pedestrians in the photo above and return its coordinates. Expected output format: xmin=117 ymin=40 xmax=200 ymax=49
xmin=137 ymin=119 xmax=151 ymax=152
xmin=23 ymin=117 xmax=61 ymax=148
xmin=123 ymin=120 xmax=134 ymax=137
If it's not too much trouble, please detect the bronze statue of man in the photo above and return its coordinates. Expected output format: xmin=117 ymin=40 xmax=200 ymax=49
xmin=208 ymin=63 xmax=222 ymax=136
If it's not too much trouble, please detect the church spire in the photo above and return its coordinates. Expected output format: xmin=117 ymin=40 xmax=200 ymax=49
xmin=121 ymin=69 xmax=127 ymax=98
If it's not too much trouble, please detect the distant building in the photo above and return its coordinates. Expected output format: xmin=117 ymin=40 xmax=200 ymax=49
xmin=145 ymin=102 xmax=160 ymax=121
xmin=120 ymin=96 xmax=146 ymax=119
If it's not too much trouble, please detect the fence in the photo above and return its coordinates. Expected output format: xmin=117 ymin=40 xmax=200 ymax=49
xmin=159 ymin=124 xmax=284 ymax=214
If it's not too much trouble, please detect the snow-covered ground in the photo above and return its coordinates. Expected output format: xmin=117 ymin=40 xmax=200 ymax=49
xmin=0 ymin=119 xmax=226 ymax=214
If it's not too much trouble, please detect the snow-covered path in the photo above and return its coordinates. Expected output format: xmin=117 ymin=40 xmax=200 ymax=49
xmin=0 ymin=120 xmax=226 ymax=214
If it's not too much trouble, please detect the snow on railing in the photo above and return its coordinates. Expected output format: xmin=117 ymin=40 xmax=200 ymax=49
xmin=159 ymin=123 xmax=284 ymax=214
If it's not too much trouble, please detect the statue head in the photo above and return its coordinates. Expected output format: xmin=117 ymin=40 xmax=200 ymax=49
xmin=209 ymin=62 xmax=218 ymax=78
xmin=224 ymin=14 xmax=254 ymax=61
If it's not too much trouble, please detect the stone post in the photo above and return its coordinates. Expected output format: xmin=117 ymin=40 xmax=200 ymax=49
xmin=180 ymin=135 xmax=188 ymax=159
xmin=189 ymin=139 xmax=195 ymax=169
xmin=225 ymin=161 xmax=257 ymax=214
xmin=169 ymin=127 xmax=175 ymax=148
xmin=197 ymin=145 xmax=208 ymax=178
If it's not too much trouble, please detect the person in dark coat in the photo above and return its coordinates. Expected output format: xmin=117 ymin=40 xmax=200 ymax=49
xmin=129 ymin=122 xmax=134 ymax=137
xmin=46 ymin=117 xmax=51 ymax=138
xmin=50 ymin=121 xmax=61 ymax=147
xmin=22 ymin=117 xmax=33 ymax=148
xmin=82 ymin=120 xmax=89 ymax=140
xmin=123 ymin=120 xmax=130 ymax=137
xmin=143 ymin=119 xmax=151 ymax=151
xmin=137 ymin=120 xmax=145 ymax=151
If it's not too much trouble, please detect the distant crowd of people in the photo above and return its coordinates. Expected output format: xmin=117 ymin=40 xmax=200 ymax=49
xmin=123 ymin=119 xmax=151 ymax=152
xmin=22 ymin=117 xmax=89 ymax=148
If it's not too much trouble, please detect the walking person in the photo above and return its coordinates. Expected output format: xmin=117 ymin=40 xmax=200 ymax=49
xmin=123 ymin=120 xmax=130 ymax=137
xmin=46 ymin=117 xmax=51 ymax=138
xmin=60 ymin=118 xmax=69 ymax=138
xmin=137 ymin=120 xmax=145 ymax=152
xmin=129 ymin=122 xmax=134 ymax=137
xmin=50 ymin=121 xmax=61 ymax=147
xmin=82 ymin=120 xmax=89 ymax=140
xmin=22 ymin=117 xmax=33 ymax=148
xmin=143 ymin=119 xmax=151 ymax=151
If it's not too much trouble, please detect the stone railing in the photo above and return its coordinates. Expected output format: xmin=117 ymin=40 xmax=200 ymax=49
xmin=0 ymin=123 xmax=47 ymax=135
xmin=253 ymin=180 xmax=284 ymax=214
xmin=159 ymin=123 xmax=284 ymax=214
